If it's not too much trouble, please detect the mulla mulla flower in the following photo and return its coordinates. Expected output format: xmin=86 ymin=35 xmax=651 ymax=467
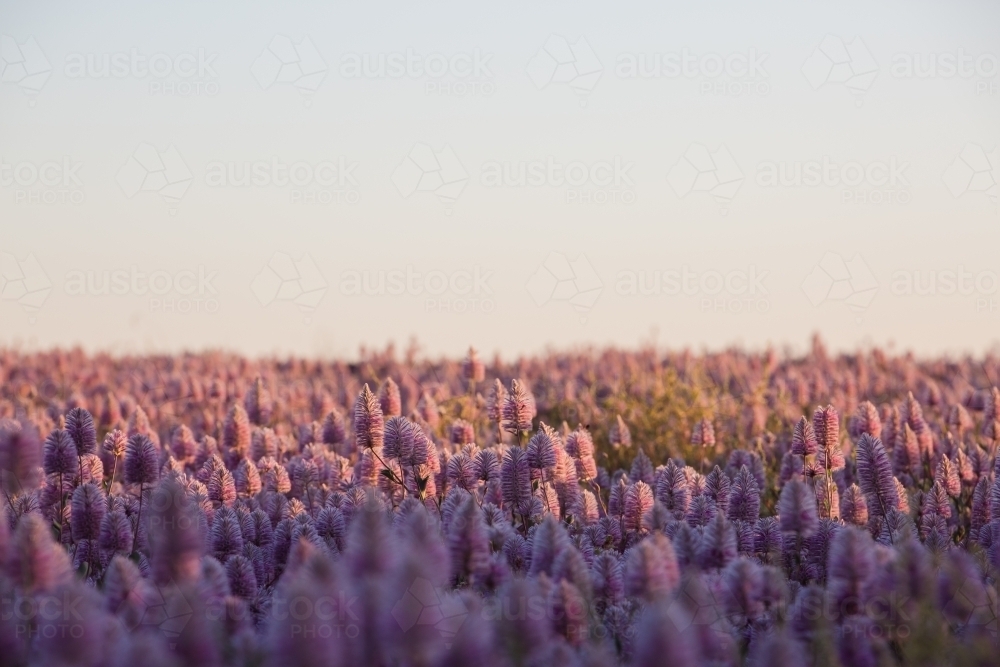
xmin=778 ymin=478 xmax=819 ymax=540
xmin=9 ymin=512 xmax=72 ymax=594
xmin=223 ymin=403 xmax=252 ymax=460
xmin=935 ymin=457 xmax=961 ymax=498
xmin=625 ymin=532 xmax=680 ymax=601
xmin=855 ymin=434 xmax=899 ymax=522
xmin=44 ymin=429 xmax=79 ymax=477
xmin=655 ymin=460 xmax=690 ymax=519
xmin=448 ymin=496 xmax=491 ymax=587
xmin=501 ymin=445 xmax=531 ymax=517
xmin=526 ymin=429 xmax=557 ymax=476
xmin=354 ymin=384 xmax=385 ymax=450
xmin=609 ymin=414 xmax=631 ymax=449
xmin=322 ymin=408 xmax=346 ymax=448
xmin=170 ymin=424 xmax=198 ymax=462
xmin=704 ymin=465 xmax=732 ymax=515
xmin=0 ymin=418 xmax=42 ymax=496
xmin=697 ymin=512 xmax=738 ymax=570
xmin=382 ymin=415 xmax=414 ymax=463
xmin=378 ymin=377 xmax=402 ymax=417
xmin=728 ymin=465 xmax=761 ymax=523
xmin=565 ymin=427 xmax=598 ymax=481
xmin=244 ymin=376 xmax=272 ymax=426
xmin=691 ymin=417 xmax=715 ymax=448
xmin=65 ymin=407 xmax=97 ymax=459
xmin=486 ymin=378 xmax=507 ymax=423
xmin=502 ymin=379 xmax=534 ymax=439
xmin=3 ymin=345 xmax=1000 ymax=666
xmin=902 ymin=391 xmax=933 ymax=455
xmin=791 ymin=416 xmax=818 ymax=457
xmin=70 ymin=482 xmax=105 ymax=542
xmin=623 ymin=481 xmax=654 ymax=533
xmin=629 ymin=448 xmax=655 ymax=485
xmin=849 ymin=401 xmax=881 ymax=441
xmin=827 ymin=526 xmax=876 ymax=618
xmin=450 ymin=419 xmax=475 ymax=446
xmin=463 ymin=346 xmax=486 ymax=384
xmin=123 ymin=433 xmax=159 ymax=553
xmin=686 ymin=494 xmax=717 ymax=528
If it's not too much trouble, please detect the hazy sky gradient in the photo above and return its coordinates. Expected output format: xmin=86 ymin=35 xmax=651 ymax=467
xmin=2 ymin=0 xmax=999 ymax=359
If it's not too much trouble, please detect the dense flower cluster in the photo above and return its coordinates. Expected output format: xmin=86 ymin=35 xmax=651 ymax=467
xmin=0 ymin=340 xmax=998 ymax=666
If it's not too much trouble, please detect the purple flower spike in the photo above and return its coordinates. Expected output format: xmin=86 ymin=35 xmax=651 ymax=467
xmin=609 ymin=414 xmax=632 ymax=449
xmin=501 ymin=446 xmax=531 ymax=515
xmin=727 ymin=465 xmax=760 ymax=523
xmin=44 ymin=429 xmax=79 ymax=477
xmin=697 ymin=512 xmax=738 ymax=570
xmin=502 ymin=380 xmax=534 ymax=435
xmin=527 ymin=429 xmax=556 ymax=472
xmin=630 ymin=449 xmax=655 ymax=485
xmin=65 ymin=407 xmax=97 ymax=456
xmin=322 ymin=408 xmax=347 ymax=446
xmin=840 ymin=484 xmax=869 ymax=527
xmin=625 ymin=532 xmax=680 ymax=600
xmin=812 ymin=404 xmax=840 ymax=452
xmin=244 ymin=376 xmax=272 ymax=426
xmin=704 ymin=466 xmax=731 ymax=515
xmin=378 ymin=377 xmax=402 ymax=417
xmin=791 ymin=417 xmax=818 ymax=457
xmin=223 ymin=403 xmax=251 ymax=458
xmin=855 ymin=434 xmax=898 ymax=519
xmin=827 ymin=526 xmax=875 ymax=618
xmin=623 ymin=481 xmax=654 ymax=533
xmin=778 ymin=478 xmax=819 ymax=539
xmin=70 ymin=482 xmax=106 ymax=541
xmin=354 ymin=384 xmax=385 ymax=450
xmin=691 ymin=418 xmax=715 ymax=448
xmin=124 ymin=434 xmax=159 ymax=486
xmin=463 ymin=346 xmax=486 ymax=383
xmin=382 ymin=415 xmax=414 ymax=462
xmin=656 ymin=460 xmax=691 ymax=519
xmin=849 ymin=401 xmax=882 ymax=442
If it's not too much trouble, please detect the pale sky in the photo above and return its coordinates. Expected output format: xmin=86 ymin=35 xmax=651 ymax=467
xmin=1 ymin=0 xmax=999 ymax=360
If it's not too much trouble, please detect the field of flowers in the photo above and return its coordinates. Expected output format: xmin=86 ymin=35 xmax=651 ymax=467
xmin=0 ymin=339 xmax=999 ymax=666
